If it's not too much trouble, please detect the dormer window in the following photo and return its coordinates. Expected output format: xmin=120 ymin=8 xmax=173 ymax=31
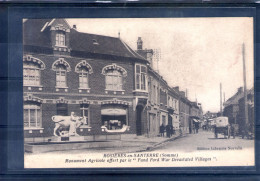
xmin=93 ymin=39 xmax=99 ymax=45
xmin=56 ymin=32 xmax=65 ymax=47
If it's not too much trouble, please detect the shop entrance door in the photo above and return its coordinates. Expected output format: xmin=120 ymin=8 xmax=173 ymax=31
xmin=136 ymin=105 xmax=143 ymax=136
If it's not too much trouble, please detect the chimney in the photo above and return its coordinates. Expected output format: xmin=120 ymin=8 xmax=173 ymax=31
xmin=73 ymin=25 xmax=77 ymax=30
xmin=173 ymin=86 xmax=179 ymax=92
xmin=238 ymin=87 xmax=243 ymax=94
xmin=137 ymin=37 xmax=143 ymax=50
xmin=179 ymin=91 xmax=185 ymax=97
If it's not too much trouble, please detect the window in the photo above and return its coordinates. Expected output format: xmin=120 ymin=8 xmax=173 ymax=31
xmin=105 ymin=70 xmax=123 ymax=90
xmin=101 ymin=105 xmax=127 ymax=130
xmin=57 ymin=103 xmax=68 ymax=116
xmin=79 ymin=68 xmax=89 ymax=89
xmin=56 ymin=32 xmax=65 ymax=46
xmin=75 ymin=60 xmax=93 ymax=89
xmin=23 ymin=62 xmax=41 ymax=86
xmin=153 ymin=85 xmax=156 ymax=103
xmin=162 ymin=115 xmax=166 ymax=126
xmin=24 ymin=103 xmax=42 ymax=128
xmin=56 ymin=65 xmax=67 ymax=87
xmin=135 ymin=64 xmax=147 ymax=91
xmin=80 ymin=104 xmax=89 ymax=125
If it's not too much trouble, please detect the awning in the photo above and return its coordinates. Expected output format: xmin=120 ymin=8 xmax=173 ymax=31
xmin=193 ymin=119 xmax=199 ymax=123
xmin=101 ymin=108 xmax=126 ymax=116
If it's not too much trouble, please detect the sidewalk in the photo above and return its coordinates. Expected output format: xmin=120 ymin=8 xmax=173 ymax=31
xmin=118 ymin=131 xmax=185 ymax=153
xmin=25 ymin=132 xmax=185 ymax=154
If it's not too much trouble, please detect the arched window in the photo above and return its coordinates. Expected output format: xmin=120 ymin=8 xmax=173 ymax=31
xmin=24 ymin=102 xmax=42 ymax=128
xmin=102 ymin=64 xmax=127 ymax=91
xmin=56 ymin=64 xmax=67 ymax=87
xmin=75 ymin=60 xmax=93 ymax=90
xmin=23 ymin=55 xmax=45 ymax=87
xmin=79 ymin=68 xmax=89 ymax=89
xmin=23 ymin=62 xmax=41 ymax=86
xmin=105 ymin=70 xmax=123 ymax=90
xmin=52 ymin=58 xmax=71 ymax=88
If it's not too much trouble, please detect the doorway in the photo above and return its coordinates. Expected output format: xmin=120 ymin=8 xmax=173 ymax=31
xmin=136 ymin=105 xmax=143 ymax=135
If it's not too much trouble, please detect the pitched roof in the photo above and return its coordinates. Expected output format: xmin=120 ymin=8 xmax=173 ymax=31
xmin=223 ymin=89 xmax=244 ymax=107
xmin=23 ymin=19 xmax=147 ymax=62
xmin=23 ymin=19 xmax=53 ymax=48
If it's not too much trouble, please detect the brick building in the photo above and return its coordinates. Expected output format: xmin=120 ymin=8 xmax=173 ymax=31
xmin=136 ymin=38 xmax=181 ymax=137
xmin=223 ymin=87 xmax=244 ymax=125
xmin=23 ymin=19 xmax=203 ymax=141
xmin=23 ymin=19 xmax=150 ymax=141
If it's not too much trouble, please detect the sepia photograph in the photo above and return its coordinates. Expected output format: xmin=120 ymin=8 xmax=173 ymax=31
xmin=23 ymin=17 xmax=254 ymax=168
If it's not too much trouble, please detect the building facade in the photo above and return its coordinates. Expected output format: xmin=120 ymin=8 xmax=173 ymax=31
xmin=236 ymin=87 xmax=254 ymax=134
xmin=23 ymin=19 xmax=150 ymax=141
xmin=223 ymin=87 xmax=244 ymax=125
xmin=23 ymin=19 xmax=203 ymax=141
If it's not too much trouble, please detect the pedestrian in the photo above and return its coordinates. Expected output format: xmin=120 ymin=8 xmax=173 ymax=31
xmin=160 ymin=124 xmax=165 ymax=137
xmin=166 ymin=124 xmax=171 ymax=138
xmin=196 ymin=123 xmax=199 ymax=133
xmin=170 ymin=124 xmax=174 ymax=137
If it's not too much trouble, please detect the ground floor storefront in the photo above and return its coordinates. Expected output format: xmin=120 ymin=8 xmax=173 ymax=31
xmin=23 ymin=93 xmax=139 ymax=141
xmin=24 ymin=93 xmax=184 ymax=142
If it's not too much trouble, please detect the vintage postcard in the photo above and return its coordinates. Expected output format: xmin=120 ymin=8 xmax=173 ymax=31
xmin=23 ymin=17 xmax=254 ymax=168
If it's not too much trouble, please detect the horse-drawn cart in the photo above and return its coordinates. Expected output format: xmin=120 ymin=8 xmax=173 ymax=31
xmin=214 ymin=117 xmax=234 ymax=139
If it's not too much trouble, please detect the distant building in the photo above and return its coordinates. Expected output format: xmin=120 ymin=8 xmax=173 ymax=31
xmin=236 ymin=87 xmax=254 ymax=133
xmin=177 ymin=89 xmax=191 ymax=134
xmin=136 ymin=37 xmax=181 ymax=136
xmin=204 ymin=111 xmax=218 ymax=119
xmin=223 ymin=87 xmax=244 ymax=124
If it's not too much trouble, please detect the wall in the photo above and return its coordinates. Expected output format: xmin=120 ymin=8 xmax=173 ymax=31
xmin=23 ymin=52 xmax=137 ymax=137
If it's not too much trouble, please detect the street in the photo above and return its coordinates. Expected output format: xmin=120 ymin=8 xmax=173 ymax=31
xmin=24 ymin=129 xmax=255 ymax=168
xmin=149 ymin=130 xmax=254 ymax=153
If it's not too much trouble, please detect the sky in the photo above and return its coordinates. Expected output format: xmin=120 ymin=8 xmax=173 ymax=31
xmin=67 ymin=18 xmax=254 ymax=113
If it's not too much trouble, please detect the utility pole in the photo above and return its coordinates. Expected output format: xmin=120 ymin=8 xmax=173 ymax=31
xmin=220 ymin=83 xmax=222 ymax=116
xmin=242 ymin=43 xmax=249 ymax=131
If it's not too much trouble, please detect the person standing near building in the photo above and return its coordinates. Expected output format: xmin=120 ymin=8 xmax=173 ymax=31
xmin=160 ymin=124 xmax=165 ymax=137
xmin=166 ymin=124 xmax=171 ymax=138
xmin=170 ymin=124 xmax=174 ymax=136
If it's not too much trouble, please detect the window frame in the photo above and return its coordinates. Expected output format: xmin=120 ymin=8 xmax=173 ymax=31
xmin=80 ymin=104 xmax=89 ymax=125
xmin=55 ymin=66 xmax=67 ymax=88
xmin=56 ymin=103 xmax=68 ymax=116
xmin=55 ymin=32 xmax=66 ymax=47
xmin=79 ymin=69 xmax=89 ymax=89
xmin=135 ymin=64 xmax=148 ymax=92
xmin=24 ymin=103 xmax=42 ymax=129
xmin=23 ymin=62 xmax=42 ymax=87
xmin=105 ymin=69 xmax=123 ymax=91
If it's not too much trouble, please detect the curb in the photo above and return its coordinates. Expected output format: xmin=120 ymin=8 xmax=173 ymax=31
xmin=134 ymin=133 xmax=186 ymax=152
